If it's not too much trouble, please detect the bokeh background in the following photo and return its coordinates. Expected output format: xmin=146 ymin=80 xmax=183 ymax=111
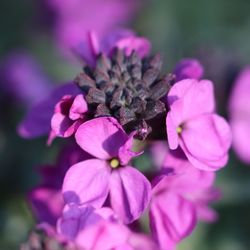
xmin=1 ymin=0 xmax=250 ymax=249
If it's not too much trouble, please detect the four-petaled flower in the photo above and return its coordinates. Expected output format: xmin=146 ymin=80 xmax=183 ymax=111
xmin=62 ymin=117 xmax=151 ymax=224
xmin=166 ymin=79 xmax=232 ymax=171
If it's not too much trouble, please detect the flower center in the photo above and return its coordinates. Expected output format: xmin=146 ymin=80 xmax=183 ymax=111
xmin=110 ymin=158 xmax=120 ymax=169
xmin=176 ymin=126 xmax=182 ymax=134
xmin=75 ymin=49 xmax=171 ymax=140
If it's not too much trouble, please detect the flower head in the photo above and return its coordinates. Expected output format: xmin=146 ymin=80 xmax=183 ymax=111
xmin=63 ymin=117 xmax=151 ymax=223
xmin=150 ymin=148 xmax=219 ymax=250
xmin=49 ymin=94 xmax=88 ymax=143
xmin=166 ymin=79 xmax=232 ymax=171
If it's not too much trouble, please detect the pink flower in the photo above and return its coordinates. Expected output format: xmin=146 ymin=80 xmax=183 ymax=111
xmin=63 ymin=117 xmax=151 ymax=224
xmin=49 ymin=94 xmax=88 ymax=143
xmin=229 ymin=67 xmax=250 ymax=163
xmin=166 ymin=79 xmax=232 ymax=171
xmin=18 ymin=83 xmax=80 ymax=139
xmin=57 ymin=204 xmax=158 ymax=250
xmin=174 ymin=58 xmax=204 ymax=82
xmin=149 ymin=148 xmax=219 ymax=250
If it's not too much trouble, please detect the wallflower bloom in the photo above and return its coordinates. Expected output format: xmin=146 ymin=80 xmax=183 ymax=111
xmin=166 ymin=79 xmax=232 ymax=171
xmin=229 ymin=67 xmax=250 ymax=163
xmin=149 ymin=148 xmax=219 ymax=250
xmin=49 ymin=93 xmax=88 ymax=143
xmin=57 ymin=204 xmax=158 ymax=250
xmin=63 ymin=117 xmax=151 ymax=224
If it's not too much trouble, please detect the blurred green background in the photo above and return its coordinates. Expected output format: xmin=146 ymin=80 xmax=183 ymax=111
xmin=1 ymin=0 xmax=250 ymax=249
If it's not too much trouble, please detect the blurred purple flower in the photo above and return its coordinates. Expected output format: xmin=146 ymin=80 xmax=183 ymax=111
xmin=174 ymin=58 xmax=204 ymax=82
xmin=166 ymin=79 xmax=232 ymax=171
xmin=229 ymin=67 xmax=250 ymax=163
xmin=28 ymin=144 xmax=91 ymax=226
xmin=45 ymin=0 xmax=139 ymax=59
xmin=0 ymin=53 xmax=52 ymax=106
xmin=63 ymin=117 xmax=151 ymax=224
xmin=150 ymin=148 xmax=219 ymax=250
xmin=57 ymin=204 xmax=158 ymax=250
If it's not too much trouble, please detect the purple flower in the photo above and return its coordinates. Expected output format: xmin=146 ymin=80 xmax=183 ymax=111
xmin=45 ymin=0 xmax=139 ymax=59
xmin=75 ymin=30 xmax=151 ymax=66
xmin=49 ymin=93 xmax=88 ymax=143
xmin=166 ymin=79 xmax=232 ymax=171
xmin=62 ymin=117 xmax=151 ymax=224
xmin=28 ymin=144 xmax=91 ymax=226
xmin=174 ymin=58 xmax=204 ymax=82
xmin=149 ymin=148 xmax=218 ymax=250
xmin=229 ymin=67 xmax=250 ymax=163
xmin=57 ymin=204 xmax=158 ymax=250
xmin=0 ymin=53 xmax=52 ymax=106
xmin=18 ymin=83 xmax=80 ymax=139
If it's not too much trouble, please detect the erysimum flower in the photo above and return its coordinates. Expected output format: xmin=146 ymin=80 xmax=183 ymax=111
xmin=149 ymin=148 xmax=219 ymax=250
xmin=229 ymin=67 xmax=250 ymax=163
xmin=49 ymin=93 xmax=88 ymax=143
xmin=57 ymin=204 xmax=158 ymax=250
xmin=166 ymin=79 xmax=232 ymax=171
xmin=62 ymin=117 xmax=151 ymax=224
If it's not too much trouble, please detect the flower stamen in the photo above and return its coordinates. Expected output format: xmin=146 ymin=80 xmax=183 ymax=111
xmin=110 ymin=158 xmax=120 ymax=169
xmin=177 ymin=126 xmax=182 ymax=134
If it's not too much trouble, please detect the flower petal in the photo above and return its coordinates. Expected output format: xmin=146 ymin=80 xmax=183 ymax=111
xmin=149 ymin=192 xmax=196 ymax=250
xmin=75 ymin=117 xmax=128 ymax=159
xmin=168 ymin=79 xmax=215 ymax=125
xmin=18 ymin=83 xmax=80 ymax=138
xmin=181 ymin=114 xmax=231 ymax=170
xmin=69 ymin=94 xmax=88 ymax=120
xmin=231 ymin=117 xmax=250 ymax=163
xmin=166 ymin=112 xmax=179 ymax=150
xmin=76 ymin=221 xmax=130 ymax=250
xmin=118 ymin=132 xmax=143 ymax=165
xmin=109 ymin=166 xmax=151 ymax=224
xmin=63 ymin=159 xmax=110 ymax=207
xmin=115 ymin=36 xmax=151 ymax=58
xmin=174 ymin=58 xmax=204 ymax=82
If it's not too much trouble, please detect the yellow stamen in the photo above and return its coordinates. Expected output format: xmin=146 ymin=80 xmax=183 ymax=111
xmin=176 ymin=126 xmax=182 ymax=134
xmin=110 ymin=158 xmax=120 ymax=169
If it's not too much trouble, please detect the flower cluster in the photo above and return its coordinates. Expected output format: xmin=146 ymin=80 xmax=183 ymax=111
xmin=20 ymin=31 xmax=232 ymax=250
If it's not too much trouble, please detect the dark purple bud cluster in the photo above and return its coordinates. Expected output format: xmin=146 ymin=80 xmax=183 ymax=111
xmin=75 ymin=49 xmax=170 ymax=139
